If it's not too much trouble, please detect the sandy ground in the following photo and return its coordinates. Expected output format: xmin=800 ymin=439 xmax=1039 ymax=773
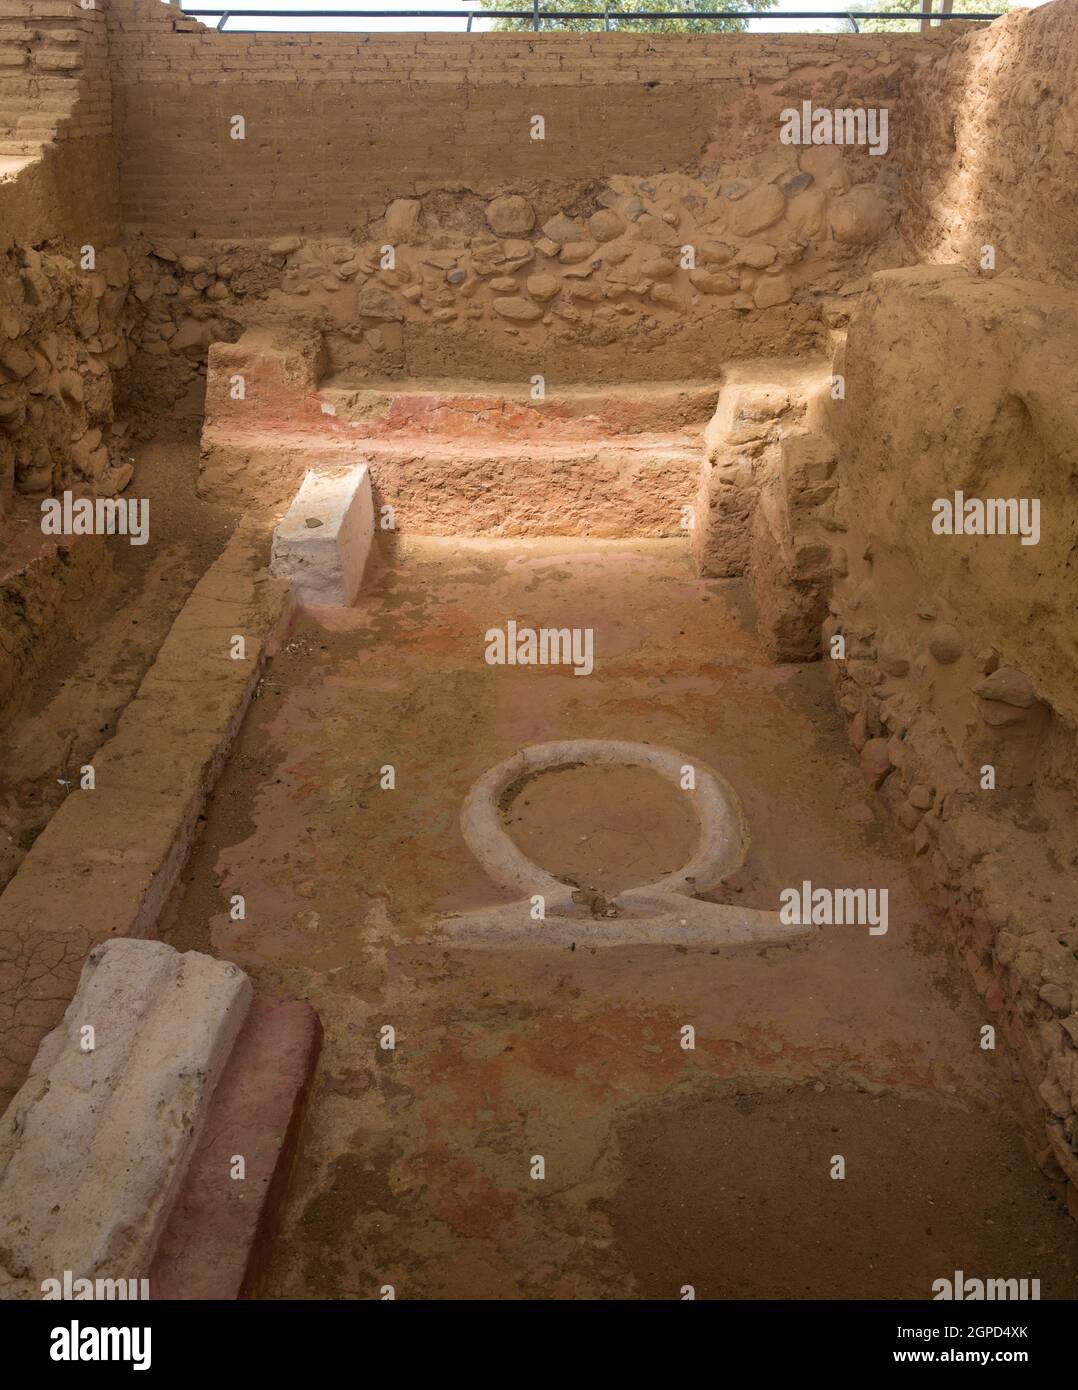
xmin=502 ymin=763 xmax=700 ymax=898
xmin=159 ymin=535 xmax=1078 ymax=1300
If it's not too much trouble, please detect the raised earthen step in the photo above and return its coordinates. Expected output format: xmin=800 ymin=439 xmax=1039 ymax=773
xmin=201 ymin=338 xmax=711 ymax=532
xmin=201 ymin=430 xmax=701 ymax=537
xmin=319 ymin=377 xmax=720 ymax=435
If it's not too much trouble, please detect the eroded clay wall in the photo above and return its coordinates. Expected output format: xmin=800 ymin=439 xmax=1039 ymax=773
xmin=902 ymin=0 xmax=1078 ymax=289
xmin=821 ymin=268 xmax=1078 ymax=1194
xmin=684 ymin=1 xmax=1078 ymax=1201
xmin=818 ymin=4 xmax=1078 ymax=1174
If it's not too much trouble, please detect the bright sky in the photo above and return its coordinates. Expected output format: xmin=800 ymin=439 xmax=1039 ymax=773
xmin=170 ymin=0 xmax=1045 ymax=35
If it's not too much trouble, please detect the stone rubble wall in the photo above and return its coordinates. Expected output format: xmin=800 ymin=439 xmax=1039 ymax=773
xmin=115 ymin=131 xmax=913 ymax=427
xmin=0 ymin=242 xmax=136 ymax=507
xmin=0 ymin=0 xmax=124 ymax=521
xmin=692 ymin=359 xmax=838 ymax=663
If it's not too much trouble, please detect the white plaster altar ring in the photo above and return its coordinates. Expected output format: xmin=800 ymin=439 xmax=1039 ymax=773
xmin=461 ymin=739 xmax=750 ymax=912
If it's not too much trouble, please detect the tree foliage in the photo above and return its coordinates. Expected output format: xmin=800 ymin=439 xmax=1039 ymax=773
xmin=846 ymin=0 xmax=1009 ymax=35
xmin=478 ymin=0 xmax=779 ymax=36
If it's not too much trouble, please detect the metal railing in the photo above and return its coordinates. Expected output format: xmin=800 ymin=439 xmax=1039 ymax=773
xmin=178 ymin=8 xmax=1003 ymax=33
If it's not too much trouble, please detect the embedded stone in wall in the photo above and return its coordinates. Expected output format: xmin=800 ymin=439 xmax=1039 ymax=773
xmin=754 ymin=273 xmax=793 ymax=309
xmin=689 ymin=269 xmax=737 ymax=296
xmin=357 ymin=283 xmax=403 ymax=321
xmin=966 ymin=666 xmax=1051 ymax=791
xmin=588 ymin=209 xmax=627 ymax=243
xmin=526 ymin=274 xmax=560 ymax=302
xmin=829 ymin=186 xmax=892 ymax=245
xmin=492 ymin=296 xmax=543 ymax=322
xmin=786 ymin=187 xmax=827 ymax=237
xmin=485 ymin=195 xmax=535 ymax=237
xmin=383 ymin=198 xmax=422 ymax=242
xmin=800 ymin=145 xmax=850 ymax=196
xmin=730 ymin=185 xmax=785 ymax=238
xmin=974 ymin=667 xmax=1037 ymax=721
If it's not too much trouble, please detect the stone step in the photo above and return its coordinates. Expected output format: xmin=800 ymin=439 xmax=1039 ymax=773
xmin=270 ymin=464 xmax=374 ymax=606
xmin=202 ymin=334 xmax=710 ymax=530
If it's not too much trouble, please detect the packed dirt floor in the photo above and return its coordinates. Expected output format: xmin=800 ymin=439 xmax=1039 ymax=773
xmin=157 ymin=533 xmax=1078 ymax=1300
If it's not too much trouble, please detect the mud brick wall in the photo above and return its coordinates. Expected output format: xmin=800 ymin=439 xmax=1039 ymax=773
xmin=0 ymin=3 xmax=127 ymax=518
xmin=106 ymin=0 xmax=945 ymax=238
xmin=902 ymin=2 xmax=1078 ymax=290
xmin=0 ymin=0 xmax=99 ymax=156
xmin=99 ymin=1 xmax=957 ymax=391
xmin=0 ymin=0 xmax=119 ymax=246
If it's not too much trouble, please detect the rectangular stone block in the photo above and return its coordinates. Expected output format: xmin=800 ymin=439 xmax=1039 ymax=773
xmin=270 ymin=464 xmax=373 ymax=606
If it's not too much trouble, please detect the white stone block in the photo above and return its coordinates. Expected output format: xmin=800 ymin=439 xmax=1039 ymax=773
xmin=270 ymin=464 xmax=373 ymax=606
xmin=0 ymin=939 xmax=252 ymax=1298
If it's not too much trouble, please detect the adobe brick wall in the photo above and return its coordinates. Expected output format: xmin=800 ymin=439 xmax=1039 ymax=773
xmin=0 ymin=2 xmax=126 ymax=521
xmin=0 ymin=0 xmax=119 ymax=246
xmin=105 ymin=0 xmax=947 ymax=238
xmin=0 ymin=0 xmax=92 ymax=157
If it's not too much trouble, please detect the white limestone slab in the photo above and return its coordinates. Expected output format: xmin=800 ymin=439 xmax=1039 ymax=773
xmin=270 ymin=464 xmax=373 ymax=606
xmin=0 ymin=939 xmax=252 ymax=1299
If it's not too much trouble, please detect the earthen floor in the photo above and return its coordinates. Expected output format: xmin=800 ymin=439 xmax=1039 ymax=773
xmin=161 ymin=536 xmax=1078 ymax=1299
